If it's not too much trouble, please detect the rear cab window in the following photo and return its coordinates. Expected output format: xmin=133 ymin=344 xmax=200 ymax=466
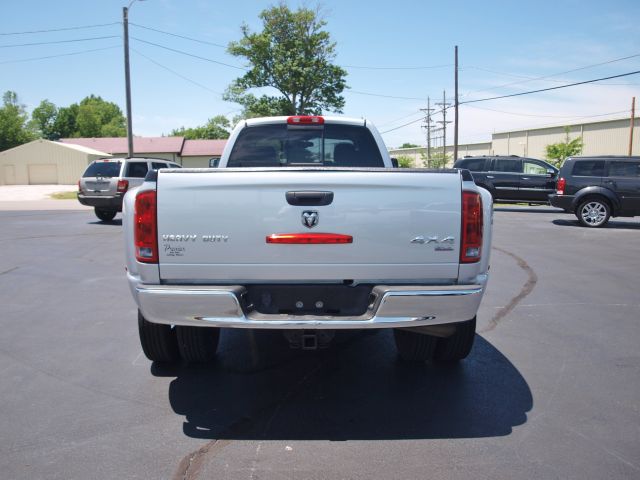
xmin=227 ymin=123 xmax=384 ymax=168
xmin=83 ymin=161 xmax=122 ymax=178
xmin=572 ymin=160 xmax=605 ymax=177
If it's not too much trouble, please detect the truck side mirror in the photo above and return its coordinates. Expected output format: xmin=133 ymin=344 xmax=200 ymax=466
xmin=391 ymin=158 xmax=399 ymax=168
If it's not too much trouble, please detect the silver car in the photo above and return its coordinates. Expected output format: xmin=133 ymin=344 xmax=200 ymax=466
xmin=78 ymin=157 xmax=181 ymax=222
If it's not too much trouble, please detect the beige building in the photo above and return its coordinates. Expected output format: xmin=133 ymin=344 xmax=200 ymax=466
xmin=492 ymin=117 xmax=639 ymax=159
xmin=389 ymin=116 xmax=639 ymax=167
xmin=181 ymin=139 xmax=227 ymax=167
xmin=0 ymin=139 xmax=111 ymax=185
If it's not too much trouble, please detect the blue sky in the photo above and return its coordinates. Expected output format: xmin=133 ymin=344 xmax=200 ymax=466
xmin=2 ymin=0 xmax=639 ymax=148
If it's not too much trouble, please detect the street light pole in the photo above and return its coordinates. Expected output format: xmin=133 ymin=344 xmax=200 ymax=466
xmin=123 ymin=6 xmax=134 ymax=157
xmin=453 ymin=45 xmax=459 ymax=163
xmin=123 ymin=1 xmax=144 ymax=157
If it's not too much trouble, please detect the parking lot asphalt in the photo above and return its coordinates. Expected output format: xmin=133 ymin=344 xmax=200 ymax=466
xmin=0 ymin=206 xmax=638 ymax=479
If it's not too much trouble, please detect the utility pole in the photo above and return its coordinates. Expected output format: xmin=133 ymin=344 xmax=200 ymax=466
xmin=123 ymin=5 xmax=136 ymax=158
xmin=420 ymin=97 xmax=435 ymax=162
xmin=453 ymin=45 xmax=459 ymax=162
xmin=435 ymin=90 xmax=451 ymax=164
xmin=629 ymin=96 xmax=636 ymax=156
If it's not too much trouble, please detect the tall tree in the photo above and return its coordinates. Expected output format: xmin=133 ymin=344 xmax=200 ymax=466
xmin=170 ymin=115 xmax=231 ymax=139
xmin=53 ymin=104 xmax=79 ymax=138
xmin=0 ymin=91 xmax=35 ymax=151
xmin=75 ymin=95 xmax=126 ymax=137
xmin=225 ymin=3 xmax=347 ymax=118
xmin=30 ymin=99 xmax=58 ymax=140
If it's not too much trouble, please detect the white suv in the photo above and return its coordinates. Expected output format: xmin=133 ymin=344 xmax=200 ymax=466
xmin=78 ymin=157 xmax=181 ymax=221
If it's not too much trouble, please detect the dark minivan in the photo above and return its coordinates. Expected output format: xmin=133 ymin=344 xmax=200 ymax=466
xmin=549 ymin=156 xmax=640 ymax=227
xmin=454 ymin=155 xmax=558 ymax=203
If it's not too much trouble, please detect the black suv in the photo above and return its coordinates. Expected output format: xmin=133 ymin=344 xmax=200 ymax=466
xmin=453 ymin=155 xmax=558 ymax=203
xmin=549 ymin=156 xmax=640 ymax=227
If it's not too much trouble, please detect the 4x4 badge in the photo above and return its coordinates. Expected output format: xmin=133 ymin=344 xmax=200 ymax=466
xmin=302 ymin=211 xmax=319 ymax=228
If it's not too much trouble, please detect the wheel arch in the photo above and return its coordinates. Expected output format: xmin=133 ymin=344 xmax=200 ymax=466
xmin=573 ymin=187 xmax=620 ymax=215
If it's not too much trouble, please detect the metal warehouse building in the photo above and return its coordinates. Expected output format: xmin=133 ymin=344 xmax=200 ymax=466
xmin=0 ymin=139 xmax=111 ymax=185
xmin=389 ymin=116 xmax=639 ymax=167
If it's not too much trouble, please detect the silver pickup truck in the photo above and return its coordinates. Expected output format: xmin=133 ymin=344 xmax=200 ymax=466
xmin=123 ymin=115 xmax=492 ymax=365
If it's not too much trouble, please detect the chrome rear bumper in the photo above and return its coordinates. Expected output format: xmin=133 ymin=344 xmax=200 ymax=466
xmin=134 ymin=280 xmax=486 ymax=329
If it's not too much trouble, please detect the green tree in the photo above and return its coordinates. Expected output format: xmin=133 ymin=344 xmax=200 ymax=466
xmin=396 ymin=155 xmax=415 ymax=168
xmin=53 ymin=104 xmax=79 ymax=138
xmin=421 ymin=151 xmax=450 ymax=169
xmin=400 ymin=143 xmax=419 ymax=149
xmin=170 ymin=115 xmax=231 ymax=139
xmin=0 ymin=91 xmax=35 ymax=151
xmin=75 ymin=95 xmax=126 ymax=137
xmin=76 ymin=95 xmax=127 ymax=137
xmin=30 ymin=99 xmax=58 ymax=140
xmin=225 ymin=3 xmax=347 ymax=118
xmin=545 ymin=127 xmax=584 ymax=167
xmin=50 ymin=97 xmax=125 ymax=138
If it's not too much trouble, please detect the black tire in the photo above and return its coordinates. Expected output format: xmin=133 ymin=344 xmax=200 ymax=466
xmin=138 ymin=310 xmax=179 ymax=363
xmin=95 ymin=207 xmax=116 ymax=222
xmin=176 ymin=325 xmax=220 ymax=363
xmin=393 ymin=329 xmax=437 ymax=362
xmin=576 ymin=197 xmax=610 ymax=228
xmin=434 ymin=317 xmax=476 ymax=362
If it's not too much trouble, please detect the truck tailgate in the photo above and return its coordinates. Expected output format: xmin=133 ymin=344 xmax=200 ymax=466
xmin=156 ymin=169 xmax=462 ymax=283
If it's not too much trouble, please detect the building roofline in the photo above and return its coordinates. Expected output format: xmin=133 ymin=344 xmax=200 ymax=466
xmin=0 ymin=138 xmax=111 ymax=157
xmin=493 ymin=116 xmax=635 ymax=136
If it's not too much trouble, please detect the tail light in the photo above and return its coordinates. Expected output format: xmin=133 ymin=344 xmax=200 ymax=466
xmin=460 ymin=191 xmax=483 ymax=264
xmin=117 ymin=179 xmax=129 ymax=193
xmin=556 ymin=177 xmax=566 ymax=195
xmin=287 ymin=116 xmax=324 ymax=125
xmin=77 ymin=180 xmax=83 ymax=194
xmin=266 ymin=233 xmax=352 ymax=244
xmin=134 ymin=190 xmax=158 ymax=263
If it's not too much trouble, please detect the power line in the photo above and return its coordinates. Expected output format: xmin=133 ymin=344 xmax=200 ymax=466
xmin=341 ymin=63 xmax=452 ymax=70
xmin=127 ymin=22 xmax=455 ymax=72
xmin=0 ymin=45 xmax=120 ymax=64
xmin=380 ymin=72 xmax=636 ymax=134
xmin=462 ymin=103 xmax=591 ymax=118
xmin=131 ymin=36 xmax=246 ymax=70
xmin=380 ymin=116 xmax=426 ymax=134
xmin=347 ymin=89 xmax=427 ymax=101
xmin=375 ymin=110 xmax=423 ymax=127
xmin=462 ymin=52 xmax=640 ymax=97
xmin=132 ymin=22 xmax=452 ymax=71
xmin=0 ymin=22 xmax=120 ymax=36
xmin=0 ymin=35 xmax=119 ymax=48
xmin=460 ymin=70 xmax=640 ymax=105
xmin=380 ymin=108 xmax=446 ymax=134
xmin=131 ymin=48 xmax=224 ymax=96
xmin=129 ymin=22 xmax=227 ymax=48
